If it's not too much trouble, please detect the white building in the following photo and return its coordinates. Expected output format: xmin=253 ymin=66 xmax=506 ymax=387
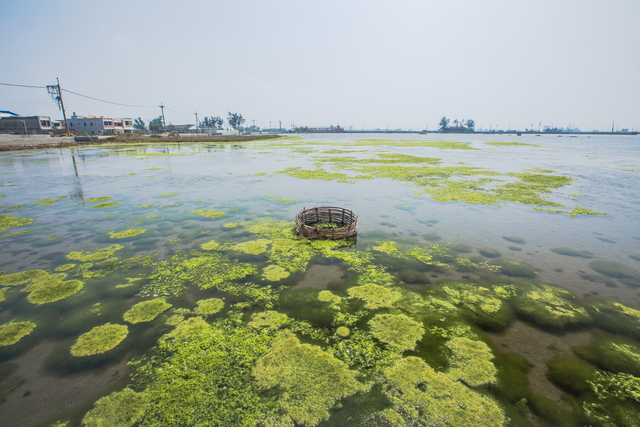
xmin=68 ymin=113 xmax=133 ymax=135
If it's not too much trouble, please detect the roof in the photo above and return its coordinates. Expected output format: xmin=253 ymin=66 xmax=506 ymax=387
xmin=0 ymin=110 xmax=19 ymax=117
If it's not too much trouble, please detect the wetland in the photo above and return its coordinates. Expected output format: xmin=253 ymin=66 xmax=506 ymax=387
xmin=0 ymin=132 xmax=639 ymax=427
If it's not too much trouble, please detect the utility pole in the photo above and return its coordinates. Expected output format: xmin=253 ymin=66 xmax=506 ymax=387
xmin=279 ymin=120 xmax=281 ymax=131
xmin=46 ymin=77 xmax=71 ymax=136
xmin=194 ymin=112 xmax=199 ymax=130
xmin=160 ymin=103 xmax=166 ymax=131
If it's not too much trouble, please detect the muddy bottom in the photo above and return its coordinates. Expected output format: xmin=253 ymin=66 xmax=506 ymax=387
xmin=0 ymin=341 xmax=130 ymax=427
xmin=290 ymin=264 xmax=346 ymax=290
xmin=487 ymin=320 xmax=592 ymax=407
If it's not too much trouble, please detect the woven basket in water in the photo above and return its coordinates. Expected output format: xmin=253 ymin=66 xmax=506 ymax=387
xmin=295 ymin=206 xmax=358 ymax=240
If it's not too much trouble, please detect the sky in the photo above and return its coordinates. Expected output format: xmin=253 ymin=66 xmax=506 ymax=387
xmin=1 ymin=0 xmax=639 ymax=131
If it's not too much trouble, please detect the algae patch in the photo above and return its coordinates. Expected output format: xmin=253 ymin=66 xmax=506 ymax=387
xmin=123 ymin=298 xmax=172 ymax=324
xmin=0 ymin=321 xmax=36 ymax=347
xmin=70 ymin=323 xmax=129 ymax=356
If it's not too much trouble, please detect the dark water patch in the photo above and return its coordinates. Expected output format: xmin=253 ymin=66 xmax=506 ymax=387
xmin=503 ymin=235 xmax=526 ymax=244
xmin=479 ymin=248 xmax=501 ymax=258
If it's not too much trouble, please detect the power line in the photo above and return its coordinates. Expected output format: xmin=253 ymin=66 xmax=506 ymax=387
xmin=61 ymin=88 xmax=157 ymax=108
xmin=165 ymin=107 xmax=192 ymax=115
xmin=0 ymin=82 xmax=46 ymax=89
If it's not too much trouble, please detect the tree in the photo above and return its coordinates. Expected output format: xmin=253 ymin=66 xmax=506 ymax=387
xmin=133 ymin=117 xmax=147 ymax=131
xmin=439 ymin=116 xmax=450 ymax=131
xmin=149 ymin=116 xmax=164 ymax=134
xmin=227 ymin=112 xmax=245 ymax=131
xmin=201 ymin=116 xmax=224 ymax=129
xmin=465 ymin=119 xmax=475 ymax=131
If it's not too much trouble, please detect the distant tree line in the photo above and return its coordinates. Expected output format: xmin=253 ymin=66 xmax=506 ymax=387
xmin=439 ymin=117 xmax=475 ymax=133
xmin=133 ymin=112 xmax=246 ymax=134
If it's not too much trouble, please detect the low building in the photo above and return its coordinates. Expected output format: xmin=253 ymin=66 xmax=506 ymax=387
xmin=0 ymin=115 xmax=52 ymax=134
xmin=67 ymin=113 xmax=134 ymax=135
xmin=164 ymin=124 xmax=198 ymax=133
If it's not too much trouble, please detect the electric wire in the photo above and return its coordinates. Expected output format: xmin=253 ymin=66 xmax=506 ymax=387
xmin=165 ymin=107 xmax=193 ymax=115
xmin=0 ymin=82 xmax=46 ymax=89
xmin=61 ymin=88 xmax=157 ymax=108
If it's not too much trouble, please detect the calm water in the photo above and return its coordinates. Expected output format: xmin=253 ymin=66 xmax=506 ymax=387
xmin=1 ymin=133 xmax=639 ymax=427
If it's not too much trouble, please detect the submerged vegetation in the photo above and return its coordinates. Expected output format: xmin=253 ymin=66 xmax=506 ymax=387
xmin=0 ymin=135 xmax=637 ymax=427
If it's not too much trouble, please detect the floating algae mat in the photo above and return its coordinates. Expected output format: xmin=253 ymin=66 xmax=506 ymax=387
xmin=0 ymin=133 xmax=640 ymax=427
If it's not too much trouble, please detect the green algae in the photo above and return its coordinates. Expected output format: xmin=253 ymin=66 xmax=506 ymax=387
xmin=534 ymin=206 xmax=607 ymax=216
xmin=86 ymin=197 xmax=113 ymax=203
xmin=336 ymin=326 xmax=350 ymax=337
xmin=229 ymin=239 xmax=271 ymax=255
xmin=590 ymin=259 xmax=640 ymax=285
xmin=33 ymin=197 xmax=65 ymax=205
xmin=263 ymin=194 xmax=297 ymax=204
xmin=166 ymin=317 xmax=210 ymax=340
xmin=91 ymin=202 xmax=122 ymax=209
xmin=66 ymin=244 xmax=124 ymax=261
xmin=248 ymin=310 xmax=291 ymax=331
xmin=502 ymin=235 xmax=525 ymax=244
xmin=138 ymin=204 xmax=157 ymax=208
xmin=253 ymin=330 xmax=362 ymax=426
xmin=485 ymin=141 xmax=537 ymax=146
xmin=551 ymin=247 xmax=595 ymax=258
xmin=134 ymin=315 xmax=280 ymax=426
xmin=368 ymin=314 xmax=424 ymax=351
xmin=0 ymin=321 xmax=36 ymax=347
xmin=347 ymin=283 xmax=401 ymax=309
xmin=156 ymin=192 xmax=178 ymax=197
xmin=574 ymin=331 xmax=640 ymax=377
xmin=123 ymin=298 xmax=172 ymax=324
xmin=445 ymin=337 xmax=497 ymax=386
xmin=70 ymin=323 xmax=128 ymax=357
xmin=261 ymin=264 xmax=290 ymax=281
xmin=276 ymin=167 xmax=364 ymax=183
xmin=23 ymin=273 xmax=83 ymax=304
xmin=547 ymin=354 xmax=598 ymax=396
xmin=0 ymin=287 xmax=7 ymax=302
xmin=318 ymin=290 xmax=343 ymax=310
xmin=437 ymin=283 xmax=512 ymax=330
xmin=200 ymin=239 xmax=220 ymax=250
xmin=382 ymin=356 xmax=505 ymax=426
xmin=0 ymin=214 xmax=34 ymax=235
xmin=0 ymin=269 xmax=48 ymax=287
xmin=81 ymin=387 xmax=149 ymax=427
xmin=189 ymin=209 xmax=226 ymax=218
xmin=582 ymin=371 xmax=640 ymax=427
xmin=491 ymin=258 xmax=537 ymax=278
xmin=108 ymin=229 xmax=146 ymax=239
xmin=194 ymin=298 xmax=225 ymax=316
xmin=513 ymin=283 xmax=591 ymax=330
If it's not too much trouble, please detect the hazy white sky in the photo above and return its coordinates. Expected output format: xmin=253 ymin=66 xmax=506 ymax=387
xmin=1 ymin=0 xmax=638 ymax=131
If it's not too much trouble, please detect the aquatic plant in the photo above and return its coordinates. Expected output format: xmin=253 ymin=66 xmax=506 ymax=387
xmin=582 ymin=371 xmax=640 ymax=427
xmin=551 ymin=247 xmax=595 ymax=258
xmin=445 ymin=337 xmax=497 ymax=386
xmin=512 ymin=283 xmax=591 ymax=330
xmin=70 ymin=323 xmax=128 ymax=357
xmin=373 ymin=241 xmax=403 ymax=257
xmin=503 ymin=235 xmax=525 ymax=244
xmin=534 ymin=206 xmax=606 ymax=216
xmin=108 ymin=229 xmax=146 ymax=239
xmin=478 ymin=248 xmax=501 ymax=258
xmin=81 ymin=387 xmax=149 ymax=427
xmin=166 ymin=317 xmax=210 ymax=341
xmin=347 ymin=283 xmax=401 ymax=310
xmin=135 ymin=316 xmax=280 ymax=426
xmin=573 ymin=331 xmax=640 ymax=377
xmin=229 ymin=239 xmax=271 ymax=255
xmin=91 ymin=202 xmax=122 ymax=209
xmin=0 ymin=214 xmax=34 ymax=236
xmin=491 ymin=258 xmax=537 ymax=278
xmin=86 ymin=197 xmax=113 ymax=203
xmin=66 ymin=244 xmax=124 ymax=261
xmin=437 ymin=283 xmax=513 ymax=330
xmin=0 ymin=269 xmax=48 ymax=287
xmin=546 ymin=354 xmax=598 ymax=396
xmin=263 ymin=194 xmax=297 ymax=204
xmin=189 ymin=209 xmax=226 ymax=218
xmin=156 ymin=192 xmax=178 ymax=197
xmin=382 ymin=356 xmax=505 ymax=426
xmin=248 ymin=310 xmax=290 ymax=331
xmin=0 ymin=321 xmax=36 ymax=347
xmin=406 ymin=247 xmax=448 ymax=267
xmin=261 ymin=264 xmax=290 ymax=281
xmin=0 ymin=287 xmax=7 ymax=302
xmin=318 ymin=290 xmax=343 ymax=310
xmin=336 ymin=326 xmax=350 ymax=337
xmin=588 ymin=300 xmax=640 ymax=340
xmin=23 ymin=273 xmax=83 ymax=304
xmin=253 ymin=330 xmax=362 ymax=426
xmin=357 ymin=265 xmax=397 ymax=287
xmin=33 ymin=197 xmax=65 ymax=205
xmin=194 ymin=298 xmax=225 ymax=316
xmin=139 ymin=204 xmax=157 ymax=208
xmin=123 ymin=298 xmax=172 ymax=324
xmin=368 ymin=314 xmax=424 ymax=351
xmin=590 ymin=259 xmax=640 ymax=287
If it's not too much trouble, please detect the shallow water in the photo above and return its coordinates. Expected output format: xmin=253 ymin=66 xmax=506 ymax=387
xmin=1 ymin=133 xmax=639 ymax=427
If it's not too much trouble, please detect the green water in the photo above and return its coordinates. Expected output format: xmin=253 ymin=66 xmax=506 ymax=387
xmin=1 ymin=133 xmax=640 ymax=427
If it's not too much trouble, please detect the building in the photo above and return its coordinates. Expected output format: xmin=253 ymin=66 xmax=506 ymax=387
xmin=0 ymin=115 xmax=53 ymax=134
xmin=67 ymin=113 xmax=134 ymax=135
xmin=0 ymin=110 xmax=19 ymax=118
xmin=164 ymin=124 xmax=198 ymax=133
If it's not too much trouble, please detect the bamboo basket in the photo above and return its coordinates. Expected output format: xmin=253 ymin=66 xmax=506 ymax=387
xmin=295 ymin=206 xmax=358 ymax=240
